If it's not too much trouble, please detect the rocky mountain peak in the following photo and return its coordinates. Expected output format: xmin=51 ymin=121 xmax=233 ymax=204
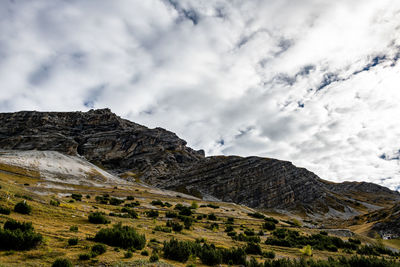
xmin=0 ymin=109 xmax=398 ymax=218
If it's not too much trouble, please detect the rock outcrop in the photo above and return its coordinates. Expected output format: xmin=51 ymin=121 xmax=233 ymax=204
xmin=0 ymin=109 xmax=399 ymax=217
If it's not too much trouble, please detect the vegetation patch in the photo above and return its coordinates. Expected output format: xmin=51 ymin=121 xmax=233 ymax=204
xmin=94 ymin=223 xmax=146 ymax=249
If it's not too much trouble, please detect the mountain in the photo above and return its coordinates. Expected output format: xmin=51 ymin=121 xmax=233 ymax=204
xmin=0 ymin=109 xmax=399 ymax=218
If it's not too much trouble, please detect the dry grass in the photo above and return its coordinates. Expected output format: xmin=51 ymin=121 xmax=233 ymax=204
xmin=0 ymin=163 xmax=398 ymax=266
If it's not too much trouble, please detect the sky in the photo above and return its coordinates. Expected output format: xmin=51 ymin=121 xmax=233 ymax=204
xmin=0 ymin=0 xmax=400 ymax=191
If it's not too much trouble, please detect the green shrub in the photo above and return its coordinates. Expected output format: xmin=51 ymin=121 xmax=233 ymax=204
xmin=124 ymin=201 xmax=140 ymax=207
xmin=14 ymin=201 xmax=31 ymax=214
xmin=68 ymin=237 xmax=78 ymax=246
xmin=0 ymin=206 xmax=11 ymax=215
xmin=227 ymin=217 xmax=234 ymax=223
xmin=244 ymin=229 xmax=256 ymax=236
xmin=88 ymin=212 xmax=110 ymax=224
xmin=263 ymin=221 xmax=276 ymax=231
xmin=248 ymin=212 xmax=265 ymax=219
xmin=166 ymin=211 xmax=178 ymax=218
xmin=69 ymin=225 xmax=78 ymax=232
xmin=50 ymin=200 xmax=60 ymax=206
xmin=126 ymin=196 xmax=135 ymax=200
xmin=4 ymin=219 xmax=33 ymax=231
xmin=151 ymin=200 xmax=164 ymax=206
xmin=149 ymin=253 xmax=159 ymax=262
xmin=124 ymin=251 xmax=133 ymax=258
xmin=199 ymin=243 xmax=222 ymax=266
xmin=264 ymin=217 xmax=279 ymax=224
xmin=191 ymin=201 xmax=198 ymax=209
xmin=94 ymin=223 xmax=146 ymax=249
xmin=109 ymin=197 xmax=124 ymax=206
xmin=145 ymin=210 xmax=159 ymax=218
xmin=245 ymin=242 xmax=262 ymax=255
xmin=167 ymin=221 xmax=183 ymax=232
xmin=91 ymin=243 xmax=107 ymax=256
xmin=71 ymin=193 xmax=82 ymax=201
xmin=154 ymin=225 xmax=172 ymax=233
xmin=221 ymin=247 xmax=246 ymax=265
xmin=207 ymin=213 xmax=217 ymax=220
xmin=232 ymin=233 xmax=260 ymax=243
xmin=120 ymin=207 xmax=138 ymax=218
xmin=141 ymin=250 xmax=149 ymax=256
xmin=163 ymin=238 xmax=199 ymax=263
xmin=52 ymin=258 xmax=73 ymax=267
xmin=179 ymin=207 xmax=193 ymax=216
xmin=78 ymin=253 xmax=91 ymax=260
xmin=0 ymin=220 xmax=42 ymax=250
xmin=263 ymin=250 xmax=275 ymax=259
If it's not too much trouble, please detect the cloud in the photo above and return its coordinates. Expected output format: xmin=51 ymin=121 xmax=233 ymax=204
xmin=0 ymin=0 xmax=400 ymax=190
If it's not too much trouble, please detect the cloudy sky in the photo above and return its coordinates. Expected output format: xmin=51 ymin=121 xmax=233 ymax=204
xmin=1 ymin=0 xmax=400 ymax=191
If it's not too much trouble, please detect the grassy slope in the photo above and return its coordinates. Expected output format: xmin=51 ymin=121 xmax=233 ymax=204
xmin=0 ymin=166 xmax=398 ymax=266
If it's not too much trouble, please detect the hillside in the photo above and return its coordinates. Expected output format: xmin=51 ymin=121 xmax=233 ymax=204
xmin=0 ymin=109 xmax=399 ymax=220
xmin=0 ymin=157 xmax=399 ymax=266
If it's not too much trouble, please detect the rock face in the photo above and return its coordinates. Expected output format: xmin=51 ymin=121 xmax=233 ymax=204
xmin=0 ymin=109 xmax=204 ymax=177
xmin=371 ymin=203 xmax=400 ymax=237
xmin=0 ymin=109 xmax=399 ymax=216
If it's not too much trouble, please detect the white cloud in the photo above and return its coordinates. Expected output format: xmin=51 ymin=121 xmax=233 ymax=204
xmin=0 ymin=0 xmax=400 ymax=190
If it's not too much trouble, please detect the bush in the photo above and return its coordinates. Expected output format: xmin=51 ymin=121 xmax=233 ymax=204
xmin=248 ymin=212 xmax=265 ymax=219
xmin=263 ymin=221 xmax=276 ymax=231
xmin=199 ymin=244 xmax=222 ymax=266
xmin=71 ymin=193 xmax=82 ymax=201
xmin=14 ymin=201 xmax=31 ymax=214
xmin=0 ymin=220 xmax=42 ymax=251
xmin=52 ymin=258 xmax=73 ymax=267
xmin=91 ymin=243 xmax=107 ymax=256
xmin=149 ymin=253 xmax=159 ymax=262
xmin=69 ymin=225 xmax=78 ymax=232
xmin=0 ymin=206 xmax=11 ymax=215
xmin=244 ymin=229 xmax=256 ymax=236
xmin=141 ymin=250 xmax=149 ymax=256
xmin=145 ymin=210 xmax=159 ymax=218
xmin=179 ymin=207 xmax=193 ymax=216
xmin=120 ymin=207 xmax=138 ymax=218
xmin=225 ymin=225 xmax=234 ymax=232
xmin=263 ymin=250 xmax=275 ymax=259
xmin=109 ymin=197 xmax=124 ymax=206
xmin=221 ymin=247 xmax=246 ymax=265
xmin=299 ymin=245 xmax=312 ymax=256
xmin=227 ymin=217 xmax=234 ymax=224
xmin=264 ymin=229 xmax=358 ymax=252
xmin=94 ymin=223 xmax=146 ymax=249
xmin=167 ymin=221 xmax=183 ymax=232
xmin=88 ymin=212 xmax=110 ymax=224
xmin=264 ymin=217 xmax=279 ymax=224
xmin=50 ymin=200 xmax=60 ymax=206
xmin=78 ymin=253 xmax=91 ymax=260
xmin=0 ymin=229 xmax=42 ymax=250
xmin=126 ymin=196 xmax=135 ymax=200
xmin=166 ymin=211 xmax=178 ymax=218
xmin=151 ymin=200 xmax=164 ymax=206
xmin=207 ymin=213 xmax=217 ymax=220
xmin=163 ymin=238 xmax=199 ymax=263
xmin=124 ymin=251 xmax=133 ymax=258
xmin=154 ymin=225 xmax=172 ymax=233
xmin=245 ymin=242 xmax=262 ymax=255
xmin=191 ymin=201 xmax=198 ymax=209
xmin=4 ymin=219 xmax=33 ymax=231
xmin=68 ymin=237 xmax=78 ymax=246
